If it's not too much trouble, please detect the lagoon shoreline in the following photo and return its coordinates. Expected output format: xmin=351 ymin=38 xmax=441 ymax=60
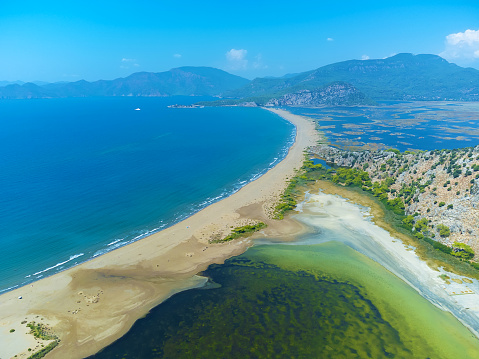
xmin=0 ymin=108 xmax=319 ymax=359
xmin=297 ymin=185 xmax=479 ymax=341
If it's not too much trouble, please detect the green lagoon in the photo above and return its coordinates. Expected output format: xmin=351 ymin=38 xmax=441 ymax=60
xmin=89 ymin=240 xmax=479 ymax=358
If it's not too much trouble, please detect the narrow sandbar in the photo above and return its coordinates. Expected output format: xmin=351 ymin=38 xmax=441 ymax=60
xmin=0 ymin=108 xmax=319 ymax=359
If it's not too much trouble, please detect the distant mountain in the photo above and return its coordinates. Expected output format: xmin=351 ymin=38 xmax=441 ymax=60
xmin=3 ymin=54 xmax=479 ymax=102
xmin=0 ymin=83 xmax=52 ymax=99
xmin=0 ymin=80 xmax=25 ymax=87
xmin=0 ymin=67 xmax=249 ymax=99
xmin=228 ymin=54 xmax=479 ymax=101
xmin=263 ymin=73 xmax=300 ymax=80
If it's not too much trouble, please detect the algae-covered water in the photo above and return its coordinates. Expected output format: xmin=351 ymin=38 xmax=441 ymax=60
xmin=88 ymin=242 xmax=479 ymax=359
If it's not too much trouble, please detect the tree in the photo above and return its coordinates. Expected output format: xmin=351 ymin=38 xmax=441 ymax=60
xmin=451 ymin=242 xmax=474 ymax=260
xmin=437 ymin=224 xmax=450 ymax=237
xmin=414 ymin=218 xmax=429 ymax=233
xmin=387 ymin=198 xmax=405 ymax=215
xmin=402 ymin=215 xmax=415 ymax=228
xmin=386 ymin=148 xmax=400 ymax=155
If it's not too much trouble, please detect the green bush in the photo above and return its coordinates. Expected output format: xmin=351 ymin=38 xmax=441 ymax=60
xmin=387 ymin=198 xmax=405 ymax=215
xmin=452 ymin=242 xmax=475 ymax=260
xmin=437 ymin=224 xmax=451 ymax=237
xmin=386 ymin=148 xmax=400 ymax=155
xmin=26 ymin=322 xmax=57 ymax=341
xmin=414 ymin=232 xmax=424 ymax=240
xmin=414 ymin=218 xmax=428 ymax=233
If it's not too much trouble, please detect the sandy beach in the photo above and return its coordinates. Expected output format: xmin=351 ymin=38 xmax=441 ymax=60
xmin=0 ymin=108 xmax=318 ymax=359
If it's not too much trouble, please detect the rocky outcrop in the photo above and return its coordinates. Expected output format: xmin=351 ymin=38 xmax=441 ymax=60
xmin=265 ymin=82 xmax=373 ymax=107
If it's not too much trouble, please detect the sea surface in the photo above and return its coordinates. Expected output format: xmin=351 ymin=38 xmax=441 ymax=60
xmin=0 ymin=97 xmax=295 ymax=293
xmin=289 ymin=101 xmax=479 ymax=151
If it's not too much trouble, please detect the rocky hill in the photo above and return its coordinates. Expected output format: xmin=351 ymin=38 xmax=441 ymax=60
xmin=199 ymin=82 xmax=373 ymax=107
xmin=265 ymin=82 xmax=374 ymax=107
xmin=311 ymin=144 xmax=479 ymax=256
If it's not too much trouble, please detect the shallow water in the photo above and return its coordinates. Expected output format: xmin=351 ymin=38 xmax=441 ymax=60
xmin=87 ymin=191 xmax=479 ymax=358
xmin=88 ymin=241 xmax=479 ymax=358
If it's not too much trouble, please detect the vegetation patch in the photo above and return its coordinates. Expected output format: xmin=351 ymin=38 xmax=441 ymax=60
xmin=26 ymin=322 xmax=57 ymax=341
xmin=273 ymin=159 xmax=324 ymax=219
xmin=439 ymin=274 xmax=451 ymax=284
xmin=452 ymin=242 xmax=475 ymax=260
xmin=211 ymin=222 xmax=267 ymax=244
xmin=26 ymin=341 xmax=59 ymax=359
xmin=25 ymin=321 xmax=59 ymax=359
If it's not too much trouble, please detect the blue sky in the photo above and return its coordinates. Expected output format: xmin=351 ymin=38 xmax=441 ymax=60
xmin=1 ymin=0 xmax=478 ymax=82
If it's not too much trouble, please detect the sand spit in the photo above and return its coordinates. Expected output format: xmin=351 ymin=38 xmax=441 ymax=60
xmin=0 ymin=108 xmax=319 ymax=359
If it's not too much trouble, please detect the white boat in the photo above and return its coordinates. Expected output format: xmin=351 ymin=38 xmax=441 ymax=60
xmin=134 ymin=108 xmax=141 ymax=111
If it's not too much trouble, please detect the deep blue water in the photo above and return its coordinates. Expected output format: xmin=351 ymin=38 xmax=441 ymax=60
xmin=0 ymin=97 xmax=294 ymax=292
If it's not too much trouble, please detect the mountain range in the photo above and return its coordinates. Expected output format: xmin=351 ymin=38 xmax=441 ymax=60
xmin=0 ymin=67 xmax=249 ymax=99
xmin=226 ymin=53 xmax=479 ymax=103
xmin=1 ymin=54 xmax=478 ymax=103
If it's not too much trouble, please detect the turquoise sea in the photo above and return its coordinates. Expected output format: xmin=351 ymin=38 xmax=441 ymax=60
xmin=0 ymin=97 xmax=295 ymax=293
